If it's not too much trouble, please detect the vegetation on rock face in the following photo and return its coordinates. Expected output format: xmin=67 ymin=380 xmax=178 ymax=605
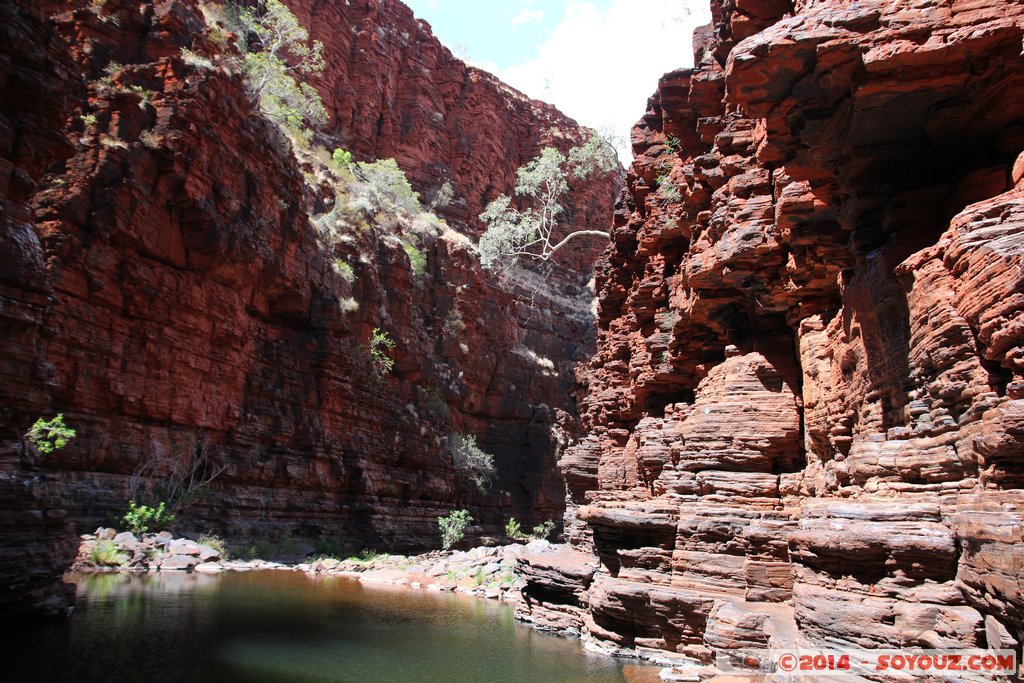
xmin=438 ymin=509 xmax=473 ymax=550
xmin=478 ymin=130 xmax=618 ymax=270
xmin=369 ymin=327 xmax=396 ymax=376
xmin=449 ymin=433 xmax=495 ymax=492
xmin=403 ymin=240 xmax=427 ymax=278
xmin=127 ymin=431 xmax=227 ymax=521
xmin=231 ymin=0 xmax=327 ymax=138
xmin=332 ymin=147 xmax=353 ymax=168
xmin=25 ymin=414 xmax=76 ymax=455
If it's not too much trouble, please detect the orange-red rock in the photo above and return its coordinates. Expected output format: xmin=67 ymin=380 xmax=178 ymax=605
xmin=0 ymin=0 xmax=619 ymax=617
xmin=522 ymin=0 xmax=1024 ymax=670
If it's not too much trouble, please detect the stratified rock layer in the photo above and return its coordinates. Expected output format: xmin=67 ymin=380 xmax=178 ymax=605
xmin=0 ymin=0 xmax=617 ymax=617
xmin=519 ymin=0 xmax=1024 ymax=674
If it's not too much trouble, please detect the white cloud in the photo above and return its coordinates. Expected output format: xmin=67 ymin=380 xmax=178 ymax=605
xmin=498 ymin=0 xmax=711 ymax=164
xmin=511 ymin=9 xmax=544 ymax=27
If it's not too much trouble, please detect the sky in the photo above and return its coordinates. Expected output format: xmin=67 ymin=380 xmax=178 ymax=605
xmin=402 ymin=0 xmax=712 ymax=163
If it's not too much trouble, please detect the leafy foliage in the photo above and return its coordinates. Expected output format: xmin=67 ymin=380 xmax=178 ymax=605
xmin=531 ymin=520 xmax=556 ymax=541
xmin=369 ymin=327 xmax=395 ymax=376
xmin=505 ymin=517 xmax=528 ymax=541
xmin=121 ymin=501 xmax=175 ymax=535
xmin=232 ymin=0 xmax=327 ymax=136
xmin=89 ymin=540 xmax=127 ymax=567
xmin=332 ymin=147 xmax=353 ymax=168
xmin=333 ymin=258 xmax=355 ymax=282
xmin=438 ymin=509 xmax=473 ymax=550
xmin=449 ymin=433 xmax=495 ymax=492
xmin=506 ymin=516 xmax=554 ymax=541
xmin=26 ymin=414 xmax=76 ymax=455
xmin=353 ymin=158 xmax=422 ymax=217
xmin=477 ymin=130 xmax=618 ymax=270
xmin=403 ymin=241 xmax=427 ymax=278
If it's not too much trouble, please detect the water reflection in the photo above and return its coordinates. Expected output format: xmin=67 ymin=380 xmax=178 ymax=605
xmin=2 ymin=571 xmax=635 ymax=683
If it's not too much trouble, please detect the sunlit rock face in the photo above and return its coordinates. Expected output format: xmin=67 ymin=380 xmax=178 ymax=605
xmin=518 ymin=0 xmax=1024 ymax=669
xmin=0 ymin=0 xmax=620 ymax=617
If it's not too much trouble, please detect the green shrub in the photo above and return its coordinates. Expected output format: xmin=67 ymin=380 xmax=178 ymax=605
xmin=26 ymin=414 xmax=76 ymax=455
xmin=505 ymin=517 xmax=529 ymax=541
xmin=438 ymin=509 xmax=472 ymax=550
xmin=89 ymin=539 xmax=126 ymax=567
xmin=478 ymin=131 xmax=618 ymax=270
xmin=121 ymin=500 xmax=175 ymax=535
xmin=449 ymin=433 xmax=495 ymax=492
xmin=231 ymin=0 xmax=327 ymax=136
xmin=333 ymin=258 xmax=356 ymax=282
xmin=354 ymin=158 xmax=422 ymax=217
xmin=473 ymin=567 xmax=487 ymax=586
xmin=403 ymin=241 xmax=427 ymax=278
xmin=332 ymin=148 xmax=353 ymax=168
xmin=531 ymin=520 xmax=556 ymax=541
xmin=369 ymin=327 xmax=395 ymax=375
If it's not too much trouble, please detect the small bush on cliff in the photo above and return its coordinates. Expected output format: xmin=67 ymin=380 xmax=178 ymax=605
xmin=449 ymin=433 xmax=496 ymax=492
xmin=403 ymin=241 xmax=427 ymax=278
xmin=477 ymin=129 xmax=618 ymax=270
xmin=352 ymin=158 xmax=422 ymax=218
xmin=231 ymin=0 xmax=328 ymax=137
xmin=25 ymin=414 xmax=76 ymax=455
xmin=369 ymin=327 xmax=396 ymax=376
xmin=121 ymin=501 xmax=175 ymax=535
xmin=438 ymin=509 xmax=472 ymax=550
xmin=332 ymin=148 xmax=353 ymax=168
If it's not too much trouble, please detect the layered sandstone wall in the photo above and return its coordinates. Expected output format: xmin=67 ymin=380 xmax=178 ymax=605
xmin=0 ymin=0 xmax=617 ymax=617
xmin=520 ymin=0 xmax=1024 ymax=673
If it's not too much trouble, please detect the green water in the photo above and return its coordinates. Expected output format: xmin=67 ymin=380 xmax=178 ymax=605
xmin=2 ymin=571 xmax=638 ymax=683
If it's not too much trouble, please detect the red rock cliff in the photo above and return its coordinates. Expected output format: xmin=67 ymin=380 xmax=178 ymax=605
xmin=519 ymin=0 xmax=1024 ymax=672
xmin=0 ymin=0 xmax=618 ymax=617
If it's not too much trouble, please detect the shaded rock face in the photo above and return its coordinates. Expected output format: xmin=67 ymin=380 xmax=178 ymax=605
xmin=0 ymin=0 xmax=617 ymax=616
xmin=520 ymin=0 xmax=1024 ymax=668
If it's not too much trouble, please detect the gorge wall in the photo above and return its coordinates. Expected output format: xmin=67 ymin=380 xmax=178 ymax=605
xmin=0 ymin=0 xmax=618 ymax=617
xmin=519 ymin=0 xmax=1024 ymax=675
